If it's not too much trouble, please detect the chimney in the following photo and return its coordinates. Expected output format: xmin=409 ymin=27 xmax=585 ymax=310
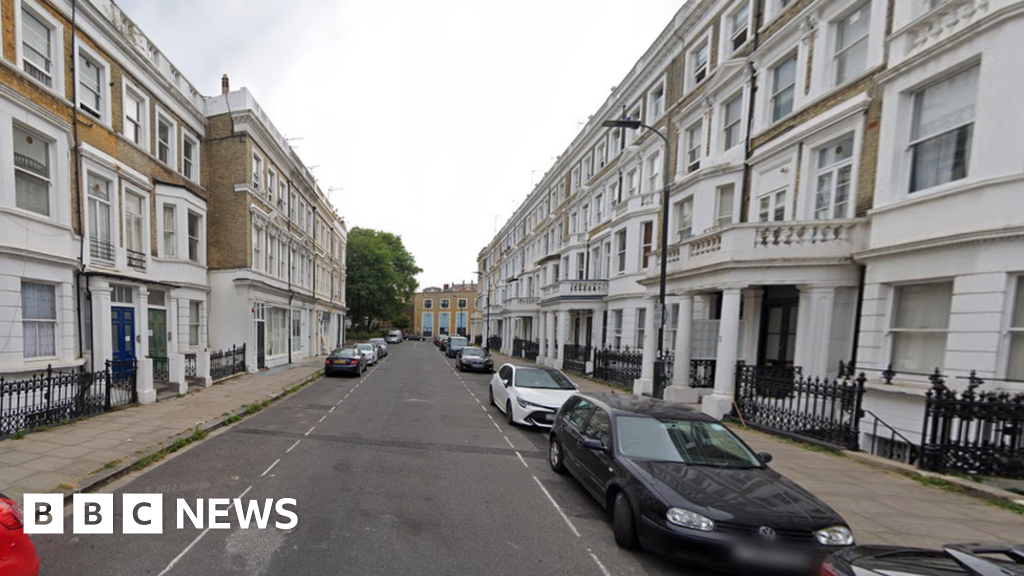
xmin=221 ymin=74 xmax=230 ymax=95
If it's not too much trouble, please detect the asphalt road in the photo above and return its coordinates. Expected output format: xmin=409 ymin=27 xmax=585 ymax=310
xmin=33 ymin=342 xmax=717 ymax=576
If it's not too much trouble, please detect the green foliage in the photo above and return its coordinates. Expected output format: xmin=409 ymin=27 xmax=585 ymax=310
xmin=346 ymin=228 xmax=422 ymax=333
xmin=391 ymin=313 xmax=412 ymax=330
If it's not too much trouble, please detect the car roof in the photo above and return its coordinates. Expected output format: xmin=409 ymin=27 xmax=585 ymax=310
xmin=569 ymin=391 xmax=715 ymax=421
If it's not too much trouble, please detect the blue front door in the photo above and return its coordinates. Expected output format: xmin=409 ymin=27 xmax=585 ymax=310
xmin=112 ymin=307 xmax=136 ymax=363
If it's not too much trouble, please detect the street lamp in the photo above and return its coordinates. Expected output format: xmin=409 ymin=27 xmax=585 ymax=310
xmin=602 ymin=118 xmax=672 ymax=395
xmin=473 ymin=271 xmax=491 ymax=351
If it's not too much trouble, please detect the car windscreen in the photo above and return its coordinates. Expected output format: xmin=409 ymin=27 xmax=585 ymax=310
xmin=461 ymin=348 xmax=486 ymax=358
xmin=514 ymin=368 xmax=576 ymax=390
xmin=615 ymin=416 xmax=763 ymax=468
xmin=449 ymin=337 xmax=468 ymax=347
xmin=331 ymin=349 xmax=360 ymax=358
xmin=356 ymin=344 xmax=373 ymax=351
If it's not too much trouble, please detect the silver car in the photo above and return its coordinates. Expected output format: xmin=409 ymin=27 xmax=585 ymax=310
xmin=354 ymin=342 xmax=378 ymax=365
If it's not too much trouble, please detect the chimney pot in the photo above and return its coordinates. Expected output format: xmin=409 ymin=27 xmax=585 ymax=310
xmin=221 ymin=74 xmax=229 ymax=95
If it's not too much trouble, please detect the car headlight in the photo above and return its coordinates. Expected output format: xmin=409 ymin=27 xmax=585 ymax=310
xmin=815 ymin=526 xmax=854 ymax=546
xmin=517 ymin=397 xmax=551 ymax=410
xmin=666 ymin=508 xmax=715 ymax=532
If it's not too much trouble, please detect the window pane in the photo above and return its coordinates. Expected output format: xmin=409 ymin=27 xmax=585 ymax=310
xmin=913 ymin=66 xmax=979 ymax=141
xmin=911 ymin=125 xmax=971 ymax=192
xmin=892 ymin=332 xmax=947 ymax=373
xmin=23 ymin=282 xmax=56 ymax=319
xmin=1009 ymin=334 xmax=1024 ymax=381
xmin=893 ymin=283 xmax=953 ymax=329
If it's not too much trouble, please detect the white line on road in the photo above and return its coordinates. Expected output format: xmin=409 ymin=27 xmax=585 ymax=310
xmin=505 ymin=436 xmax=516 ymax=450
xmin=238 ymin=485 xmax=252 ymax=498
xmin=286 ymin=440 xmax=301 ymax=453
xmin=319 ymin=415 xmax=327 ymax=423
xmin=515 ymin=450 xmax=528 ymax=467
xmin=532 ymin=476 xmax=580 ymax=537
xmin=587 ymin=549 xmax=613 ymax=576
xmin=159 ymin=527 xmax=211 ymax=576
xmin=329 ymin=406 xmax=335 ymax=413
xmin=305 ymin=426 xmax=315 ymax=436
xmin=261 ymin=458 xmax=280 ymax=477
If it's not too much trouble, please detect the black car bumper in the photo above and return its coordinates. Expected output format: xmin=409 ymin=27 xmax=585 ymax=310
xmin=325 ymin=363 xmax=361 ymax=376
xmin=459 ymin=362 xmax=493 ymax=372
xmin=638 ymin=515 xmax=834 ymax=575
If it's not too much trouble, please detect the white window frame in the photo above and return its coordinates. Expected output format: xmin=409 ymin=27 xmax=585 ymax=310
xmin=763 ymin=0 xmax=797 ymax=28
xmin=677 ymin=196 xmax=694 ymax=240
xmin=189 ymin=300 xmax=201 ymax=347
xmin=715 ymin=184 xmax=735 ymax=228
xmin=627 ymin=102 xmax=643 ymax=142
xmin=616 ymin=229 xmax=627 ymax=273
xmin=887 ymin=282 xmax=953 ymax=374
xmin=122 ymin=82 xmax=149 ymax=149
xmin=84 ymin=165 xmax=117 ymax=265
xmin=646 ymin=151 xmax=661 ymax=193
xmin=907 ymin=64 xmax=978 ymax=194
xmin=123 ymin=187 xmax=148 ymax=262
xmin=1005 ymin=276 xmax=1024 ymax=382
xmin=597 ymin=141 xmax=608 ymax=168
xmin=686 ymin=119 xmax=703 ymax=173
xmin=769 ymin=53 xmax=798 ymax=123
xmin=182 ymin=131 xmax=199 ymax=182
xmin=267 ymin=167 xmax=277 ymax=202
xmin=811 ymin=133 xmax=856 ymax=220
xmin=21 ymin=280 xmax=57 ymax=359
xmin=252 ymin=151 xmax=264 ymax=191
xmin=757 ymin=188 xmax=789 ymax=222
xmin=155 ymin=108 xmax=177 ymax=170
xmin=832 ymin=1 xmax=872 ymax=87
xmin=722 ymin=92 xmax=744 ymax=151
xmin=690 ymin=37 xmax=711 ymax=88
xmin=640 ymin=221 xmax=654 ymax=269
xmin=12 ymin=122 xmax=54 ymax=218
xmin=625 ymin=167 xmax=638 ymax=196
xmin=74 ymin=42 xmax=111 ymax=125
xmin=252 ymin=226 xmax=264 ymax=271
xmin=725 ymin=1 xmax=752 ymax=55
xmin=187 ymin=210 xmax=202 ymax=264
xmin=16 ymin=0 xmax=65 ymax=95
xmin=648 ymin=79 xmax=666 ymax=120
xmin=161 ymin=203 xmax=177 ymax=258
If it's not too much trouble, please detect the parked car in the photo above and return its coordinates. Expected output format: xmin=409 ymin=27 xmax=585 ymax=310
xmin=548 ymin=392 xmax=854 ymax=575
xmin=446 ymin=336 xmax=469 ymax=358
xmin=325 ymin=347 xmax=366 ymax=377
xmin=407 ymin=333 xmax=423 ymax=341
xmin=821 ymin=542 xmax=1024 ymax=576
xmin=354 ymin=342 xmax=378 ymax=365
xmin=369 ymin=338 xmax=388 ymax=357
xmin=489 ymin=364 xmax=579 ymax=427
xmin=0 ymin=493 xmax=39 ymax=576
xmin=456 ymin=347 xmax=494 ymax=373
xmin=386 ymin=330 xmax=403 ymax=344
xmin=438 ymin=335 xmax=449 ymax=351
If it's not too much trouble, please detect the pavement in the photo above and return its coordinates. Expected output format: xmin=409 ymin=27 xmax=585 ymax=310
xmin=0 ymin=357 xmax=327 ymax=505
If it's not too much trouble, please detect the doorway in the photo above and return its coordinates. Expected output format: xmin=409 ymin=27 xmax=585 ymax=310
xmin=758 ymin=286 xmax=799 ymax=370
xmin=112 ymin=306 xmax=136 ymax=363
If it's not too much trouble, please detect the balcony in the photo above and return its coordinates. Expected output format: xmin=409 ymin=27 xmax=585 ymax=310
xmin=891 ymin=0 xmax=990 ymax=66
xmin=505 ymin=297 xmax=540 ymax=313
xmin=127 ymin=249 xmax=147 ymax=271
xmin=540 ymin=279 xmax=609 ymax=302
xmin=660 ymin=219 xmax=868 ymax=277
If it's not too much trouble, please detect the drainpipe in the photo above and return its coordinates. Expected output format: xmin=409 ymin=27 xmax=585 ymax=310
xmin=71 ymin=0 xmax=89 ymax=368
xmin=740 ymin=2 xmax=764 ymax=223
xmin=849 ymin=264 xmax=867 ymax=369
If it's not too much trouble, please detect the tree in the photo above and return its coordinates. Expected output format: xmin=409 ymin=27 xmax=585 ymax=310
xmin=391 ymin=313 xmax=411 ymax=331
xmin=346 ymin=228 xmax=422 ymax=333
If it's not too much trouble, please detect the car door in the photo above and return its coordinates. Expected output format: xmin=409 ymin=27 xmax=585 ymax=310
xmin=575 ymin=408 xmax=615 ymax=500
xmin=560 ymin=399 xmax=597 ymax=476
xmin=493 ymin=365 xmax=513 ymax=410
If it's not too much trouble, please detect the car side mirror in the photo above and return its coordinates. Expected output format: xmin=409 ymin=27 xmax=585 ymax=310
xmin=503 ymin=379 xmax=511 ymax=388
xmin=758 ymin=452 xmax=773 ymax=464
xmin=581 ymin=438 xmax=608 ymax=452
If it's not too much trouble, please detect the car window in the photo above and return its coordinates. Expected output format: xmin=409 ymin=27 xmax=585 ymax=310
xmin=450 ymin=337 xmax=468 ymax=347
xmin=462 ymin=348 xmax=485 ymax=357
xmin=582 ymin=409 xmax=611 ymax=446
xmin=615 ymin=417 xmax=763 ymax=467
xmin=513 ymin=368 xmax=575 ymax=390
xmin=498 ymin=366 xmax=512 ymax=381
xmin=565 ymin=399 xmax=596 ymax=432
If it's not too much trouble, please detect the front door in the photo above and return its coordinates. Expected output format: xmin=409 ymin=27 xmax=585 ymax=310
xmin=148 ymin=309 xmax=167 ymax=357
xmin=758 ymin=286 xmax=799 ymax=370
xmin=111 ymin=306 xmax=136 ymax=363
xmin=256 ymin=321 xmax=267 ymax=369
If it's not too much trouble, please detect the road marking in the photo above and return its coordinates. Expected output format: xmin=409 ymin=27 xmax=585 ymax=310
xmin=238 ymin=485 xmax=252 ymax=498
xmin=305 ymin=426 xmax=315 ymax=436
xmin=515 ymin=450 xmax=528 ymax=467
xmin=505 ymin=436 xmax=516 ymax=449
xmin=286 ymin=440 xmax=301 ymax=453
xmin=261 ymin=458 xmax=280 ymax=477
xmin=159 ymin=526 xmax=211 ymax=575
xmin=587 ymin=550 xmax=612 ymax=576
xmin=329 ymin=406 xmax=335 ymax=413
xmin=480 ymin=405 xmax=487 ymax=412
xmin=532 ymin=476 xmax=580 ymax=537
xmin=319 ymin=415 xmax=327 ymax=423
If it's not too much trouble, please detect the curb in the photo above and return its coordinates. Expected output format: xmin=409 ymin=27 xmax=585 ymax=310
xmin=55 ymin=368 xmax=325 ymax=506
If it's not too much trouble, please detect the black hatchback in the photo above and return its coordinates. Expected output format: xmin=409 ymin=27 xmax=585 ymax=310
xmin=548 ymin=393 xmax=854 ymax=575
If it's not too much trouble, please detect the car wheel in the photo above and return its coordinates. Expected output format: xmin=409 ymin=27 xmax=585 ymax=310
xmin=549 ymin=437 xmax=566 ymax=474
xmin=613 ymin=492 xmax=639 ymax=550
xmin=505 ymin=400 xmax=515 ymax=426
xmin=488 ymin=385 xmax=495 ymax=406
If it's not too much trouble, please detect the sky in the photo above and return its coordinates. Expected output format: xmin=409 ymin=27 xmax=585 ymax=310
xmin=115 ymin=0 xmax=684 ymax=290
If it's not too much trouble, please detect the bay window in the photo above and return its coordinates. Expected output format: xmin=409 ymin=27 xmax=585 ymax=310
xmin=163 ymin=205 xmax=177 ymax=257
xmin=716 ymin=185 xmax=735 ymax=227
xmin=678 ymin=197 xmax=693 ymax=239
xmin=22 ymin=281 xmax=56 ymax=358
xmin=188 ymin=212 xmax=200 ymax=263
xmin=723 ymin=94 xmax=743 ymax=150
xmin=909 ymin=65 xmax=978 ymax=192
xmin=87 ymin=174 xmax=113 ymax=262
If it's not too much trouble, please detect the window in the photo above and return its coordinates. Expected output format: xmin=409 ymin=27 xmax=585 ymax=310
xmin=686 ymin=121 xmax=703 ymax=173
xmin=441 ymin=298 xmax=450 ymax=309
xmin=21 ymin=4 xmax=57 ymax=88
xmin=252 ymin=227 xmax=263 ymax=270
xmin=111 ymin=285 xmax=132 ymax=304
xmin=583 ymin=156 xmax=593 ymax=181
xmin=771 ymin=55 xmax=798 ymax=122
xmin=595 ymin=194 xmax=603 ymax=222
xmin=646 ymin=152 xmax=661 ymax=193
xmin=268 ymin=237 xmax=276 ymax=277
xmin=87 ymin=174 xmax=113 ymax=262
xmin=758 ymin=189 xmax=787 ymax=222
xmin=576 ymin=253 xmax=585 ymax=279
xmin=183 ymin=133 xmax=198 ymax=180
xmin=566 ymin=398 xmax=597 ymax=431
xmin=279 ymin=181 xmax=288 ymax=210
xmin=604 ymin=241 xmax=611 ymax=281
xmin=125 ymin=192 xmax=145 ymax=258
xmin=252 ymin=153 xmax=263 ymax=190
xmin=292 ymin=312 xmax=302 ymax=352
xmin=78 ymin=51 xmax=105 ymax=119
xmin=597 ymin=142 xmax=607 ymax=168
xmin=267 ymin=168 xmax=276 ymax=202
xmin=439 ymin=312 xmax=450 ymax=335
xmin=627 ymin=105 xmax=642 ymax=140
xmin=723 ymin=94 xmax=743 ymax=150
xmin=640 ymin=222 xmax=654 ymax=268
xmin=890 ymin=282 xmax=953 ymax=373
xmin=616 ymin=230 xmax=627 ymax=273
xmin=163 ymin=205 xmax=176 ymax=257
xmin=835 ymin=2 xmax=871 ymax=85
xmin=189 ymin=301 xmax=200 ymax=346
xmin=610 ymin=129 xmax=622 ymax=156
xmin=457 ymin=298 xmax=467 ymax=309
xmin=188 ymin=212 xmax=200 ymax=263
xmin=124 ymin=87 xmax=145 ymax=146
xmin=730 ymin=3 xmax=750 ymax=51
xmin=910 ymin=66 xmax=978 ymax=193
xmin=1008 ymin=281 xmax=1024 ymax=381
xmin=157 ymin=114 xmax=173 ymax=167
xmin=625 ymin=169 xmax=638 ymax=196
xmin=570 ymin=212 xmax=577 ymax=233
xmin=13 ymin=125 xmax=51 ymax=216
xmin=571 ymin=166 xmax=580 ymax=191
xmin=636 ymin=308 xmax=646 ymax=348
xmin=650 ymin=84 xmax=665 ymax=118
xmin=424 ymin=299 xmax=433 ymax=309
xmin=716 ymin=184 xmax=735 ymax=227
xmin=814 ymin=135 xmax=854 ymax=219
xmin=22 ymin=282 xmax=56 ymax=358
xmin=678 ymin=198 xmax=693 ymax=239
xmin=613 ymin=310 xmax=623 ymax=349
xmin=693 ymin=42 xmax=709 ymax=84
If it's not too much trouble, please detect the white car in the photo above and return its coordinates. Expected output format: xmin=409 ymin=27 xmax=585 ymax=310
xmin=369 ymin=338 xmax=388 ymax=357
xmin=354 ymin=343 xmax=378 ymax=365
xmin=489 ymin=364 xmax=579 ymax=427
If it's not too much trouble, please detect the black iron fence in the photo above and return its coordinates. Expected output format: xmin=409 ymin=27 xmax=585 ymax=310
xmin=653 ymin=353 xmax=675 ymax=399
xmin=592 ymin=347 xmax=643 ymax=389
xmin=919 ymin=373 xmax=1024 ymax=478
xmin=211 ymin=344 xmax=246 ymax=381
xmin=0 ymin=360 xmax=137 ymax=437
xmin=691 ymin=359 xmax=716 ymax=388
xmin=512 ymin=338 xmax=539 ymax=362
xmin=487 ymin=335 xmax=502 ymax=351
xmin=185 ymin=354 xmax=197 ymax=378
xmin=733 ymin=361 xmax=865 ymax=451
xmin=149 ymin=355 xmax=169 ymax=381
xmin=126 ymin=248 xmax=146 ymax=270
xmin=562 ymin=344 xmax=591 ymax=375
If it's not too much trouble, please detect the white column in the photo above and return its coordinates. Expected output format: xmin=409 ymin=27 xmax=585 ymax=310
xmin=803 ymin=285 xmax=837 ymax=377
xmin=702 ymin=287 xmax=743 ymax=419
xmin=90 ymin=279 xmax=113 ymax=371
xmin=592 ymin=308 xmax=605 ymax=350
xmin=136 ymin=287 xmax=156 ymax=404
xmin=665 ymin=294 xmax=698 ymax=403
xmin=634 ymin=300 xmax=658 ymax=396
xmin=793 ymin=286 xmax=814 ymax=372
xmin=196 ymin=350 xmax=213 ymax=388
xmin=556 ymin=310 xmax=569 ymax=368
xmin=742 ymin=288 xmax=763 ymax=364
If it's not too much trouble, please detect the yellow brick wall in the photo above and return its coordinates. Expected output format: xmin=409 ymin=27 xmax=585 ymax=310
xmin=203 ymin=113 xmax=252 ymax=271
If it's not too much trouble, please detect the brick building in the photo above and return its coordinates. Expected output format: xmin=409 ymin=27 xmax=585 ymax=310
xmin=412 ymin=283 xmax=477 ymax=339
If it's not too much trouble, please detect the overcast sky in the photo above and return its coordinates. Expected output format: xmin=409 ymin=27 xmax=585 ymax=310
xmin=115 ymin=0 xmax=684 ymax=289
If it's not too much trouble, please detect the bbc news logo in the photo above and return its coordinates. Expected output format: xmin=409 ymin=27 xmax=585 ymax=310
xmin=23 ymin=494 xmax=298 ymax=534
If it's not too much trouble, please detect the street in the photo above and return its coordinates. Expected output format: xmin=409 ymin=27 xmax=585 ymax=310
xmin=32 ymin=341 xmax=707 ymax=576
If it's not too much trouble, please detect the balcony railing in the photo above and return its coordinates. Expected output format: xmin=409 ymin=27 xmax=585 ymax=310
xmin=660 ymin=219 xmax=867 ymax=277
xmin=540 ymin=279 xmax=609 ymax=301
xmin=895 ymin=0 xmax=990 ymax=63
xmin=90 ymin=237 xmax=115 ymax=263
xmin=127 ymin=249 xmax=146 ymax=271
xmin=505 ymin=297 xmax=540 ymax=312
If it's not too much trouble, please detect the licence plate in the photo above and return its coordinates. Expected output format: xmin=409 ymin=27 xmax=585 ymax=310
xmin=732 ymin=543 xmax=811 ymax=570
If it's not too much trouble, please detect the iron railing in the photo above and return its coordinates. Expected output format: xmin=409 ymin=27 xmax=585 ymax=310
xmin=0 ymin=360 xmax=137 ymax=437
xmin=487 ymin=336 xmax=502 ymax=351
xmin=562 ymin=344 xmax=591 ymax=375
xmin=185 ymin=353 xmax=197 ymax=378
xmin=862 ymin=409 xmax=920 ymax=466
xmin=733 ymin=361 xmax=865 ymax=451
xmin=690 ymin=359 xmax=716 ymax=388
xmin=592 ymin=347 xmax=643 ymax=389
xmin=512 ymin=338 xmax=539 ymax=361
xmin=211 ymin=344 xmax=246 ymax=381
xmin=148 ymin=355 xmax=169 ymax=381
xmin=654 ymin=353 xmax=675 ymax=399
xmin=90 ymin=237 xmax=115 ymax=262
xmin=919 ymin=372 xmax=1024 ymax=478
xmin=126 ymin=248 xmax=146 ymax=270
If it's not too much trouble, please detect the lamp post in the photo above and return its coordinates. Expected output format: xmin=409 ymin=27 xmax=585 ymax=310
xmin=473 ymin=270 xmax=491 ymax=351
xmin=602 ymin=119 xmax=671 ymax=397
